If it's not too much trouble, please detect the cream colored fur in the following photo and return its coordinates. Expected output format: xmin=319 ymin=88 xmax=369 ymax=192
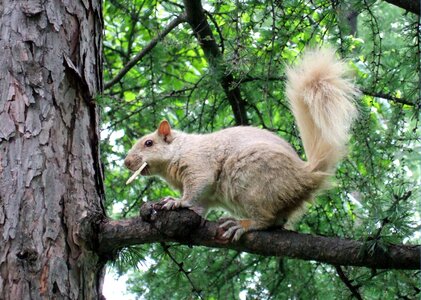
xmin=286 ymin=48 xmax=359 ymax=172
xmin=124 ymin=48 xmax=358 ymax=241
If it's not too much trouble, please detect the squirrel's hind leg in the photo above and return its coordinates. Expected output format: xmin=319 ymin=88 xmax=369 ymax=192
xmin=218 ymin=218 xmax=270 ymax=241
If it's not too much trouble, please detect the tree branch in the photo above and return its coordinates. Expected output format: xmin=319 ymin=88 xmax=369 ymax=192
xmin=362 ymin=90 xmax=416 ymax=106
xmin=335 ymin=266 xmax=363 ymax=300
xmin=160 ymin=243 xmax=204 ymax=298
xmin=104 ymin=14 xmax=187 ymax=90
xmin=383 ymin=0 xmax=420 ymax=15
xmin=183 ymin=0 xmax=249 ymax=125
xmin=97 ymin=202 xmax=420 ymax=270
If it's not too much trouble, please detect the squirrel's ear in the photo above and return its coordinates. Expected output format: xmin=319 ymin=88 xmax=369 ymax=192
xmin=157 ymin=120 xmax=173 ymax=142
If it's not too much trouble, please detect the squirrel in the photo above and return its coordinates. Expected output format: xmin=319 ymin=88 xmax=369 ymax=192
xmin=124 ymin=48 xmax=359 ymax=241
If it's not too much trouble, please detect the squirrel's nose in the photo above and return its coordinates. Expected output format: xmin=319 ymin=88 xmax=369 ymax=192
xmin=124 ymin=156 xmax=133 ymax=170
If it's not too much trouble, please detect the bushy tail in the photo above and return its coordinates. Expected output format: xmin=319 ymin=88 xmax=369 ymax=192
xmin=286 ymin=48 xmax=359 ymax=173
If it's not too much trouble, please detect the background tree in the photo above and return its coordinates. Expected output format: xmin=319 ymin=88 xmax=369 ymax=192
xmin=100 ymin=0 xmax=420 ymax=299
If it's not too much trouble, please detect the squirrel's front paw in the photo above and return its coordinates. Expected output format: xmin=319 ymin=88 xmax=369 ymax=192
xmin=154 ymin=197 xmax=180 ymax=210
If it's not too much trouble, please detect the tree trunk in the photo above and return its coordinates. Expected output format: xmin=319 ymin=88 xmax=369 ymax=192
xmin=0 ymin=0 xmax=105 ymax=299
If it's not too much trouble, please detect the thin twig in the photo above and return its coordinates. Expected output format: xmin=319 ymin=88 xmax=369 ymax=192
xmin=335 ymin=265 xmax=363 ymax=300
xmin=104 ymin=14 xmax=187 ymax=90
xmin=204 ymin=10 xmax=225 ymax=54
xmin=362 ymin=90 xmax=415 ymax=107
xmin=160 ymin=243 xmax=203 ymax=299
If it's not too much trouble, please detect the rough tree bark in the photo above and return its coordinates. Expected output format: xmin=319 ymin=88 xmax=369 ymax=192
xmin=0 ymin=0 xmax=105 ymax=298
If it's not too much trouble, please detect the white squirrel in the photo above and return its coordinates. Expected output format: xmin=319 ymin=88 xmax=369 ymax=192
xmin=124 ymin=48 xmax=359 ymax=241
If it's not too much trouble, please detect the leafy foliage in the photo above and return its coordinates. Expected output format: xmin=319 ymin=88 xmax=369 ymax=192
xmin=100 ymin=0 xmax=420 ymax=298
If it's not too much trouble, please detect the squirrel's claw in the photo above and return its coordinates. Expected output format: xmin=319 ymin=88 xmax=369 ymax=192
xmin=161 ymin=197 xmax=180 ymax=210
xmin=222 ymin=225 xmax=245 ymax=241
xmin=154 ymin=197 xmax=180 ymax=210
xmin=155 ymin=197 xmax=196 ymax=211
xmin=219 ymin=218 xmax=237 ymax=228
xmin=218 ymin=218 xmax=246 ymax=241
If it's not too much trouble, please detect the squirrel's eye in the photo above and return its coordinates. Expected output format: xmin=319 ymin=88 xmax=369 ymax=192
xmin=144 ymin=140 xmax=153 ymax=147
